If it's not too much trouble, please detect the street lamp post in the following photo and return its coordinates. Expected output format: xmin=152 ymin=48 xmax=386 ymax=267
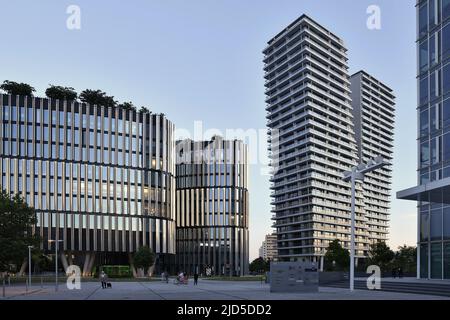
xmin=48 ymin=240 xmax=63 ymax=292
xmin=343 ymin=156 xmax=388 ymax=292
xmin=27 ymin=245 xmax=34 ymax=290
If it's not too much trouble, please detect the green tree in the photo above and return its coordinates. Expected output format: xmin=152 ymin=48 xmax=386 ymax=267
xmin=393 ymin=245 xmax=416 ymax=274
xmin=45 ymin=85 xmax=78 ymax=101
xmin=367 ymin=241 xmax=394 ymax=272
xmin=324 ymin=239 xmax=350 ymax=271
xmin=138 ymin=106 xmax=151 ymax=114
xmin=0 ymin=190 xmax=40 ymax=272
xmin=79 ymin=89 xmax=117 ymax=108
xmin=0 ymin=80 xmax=35 ymax=96
xmin=249 ymin=257 xmax=269 ymax=274
xmin=133 ymin=246 xmax=155 ymax=276
xmin=118 ymin=101 xmax=136 ymax=111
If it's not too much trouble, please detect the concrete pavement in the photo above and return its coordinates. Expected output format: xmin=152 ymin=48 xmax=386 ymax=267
xmin=2 ymin=279 xmax=450 ymax=300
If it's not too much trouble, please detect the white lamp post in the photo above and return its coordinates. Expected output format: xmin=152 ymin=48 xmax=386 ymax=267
xmin=48 ymin=240 xmax=64 ymax=292
xmin=343 ymin=156 xmax=388 ymax=292
xmin=27 ymin=245 xmax=34 ymax=290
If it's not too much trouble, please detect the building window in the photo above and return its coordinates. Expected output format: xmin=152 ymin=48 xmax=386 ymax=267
xmin=421 ymin=141 xmax=430 ymax=167
xmin=419 ymin=3 xmax=428 ymax=38
xmin=444 ymin=243 xmax=450 ymax=279
xmin=444 ymin=63 xmax=450 ymax=94
xmin=431 ymin=243 xmax=442 ymax=279
xmin=429 ymin=0 xmax=441 ymax=28
xmin=420 ymin=76 xmax=429 ymax=105
xmin=430 ymin=31 xmax=440 ymax=67
xmin=431 ymin=209 xmax=443 ymax=240
xmin=421 ymin=212 xmax=430 ymax=242
xmin=444 ymin=133 xmax=450 ymax=161
xmin=420 ymin=244 xmax=429 ymax=278
xmin=444 ymin=208 xmax=450 ymax=240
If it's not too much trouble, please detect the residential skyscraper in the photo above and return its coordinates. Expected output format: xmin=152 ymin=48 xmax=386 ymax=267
xmin=264 ymin=15 xmax=363 ymax=268
xmin=259 ymin=233 xmax=277 ymax=261
xmin=350 ymin=71 xmax=395 ymax=246
xmin=175 ymin=136 xmax=249 ymax=276
xmin=397 ymin=0 xmax=450 ymax=280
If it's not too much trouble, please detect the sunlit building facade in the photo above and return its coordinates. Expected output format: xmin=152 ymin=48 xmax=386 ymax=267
xmin=264 ymin=15 xmax=364 ymax=268
xmin=350 ymin=71 xmax=395 ymax=246
xmin=0 ymin=94 xmax=176 ymax=274
xmin=175 ymin=136 xmax=249 ymax=276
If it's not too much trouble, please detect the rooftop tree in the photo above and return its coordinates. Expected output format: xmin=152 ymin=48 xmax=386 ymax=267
xmin=118 ymin=101 xmax=136 ymax=111
xmin=45 ymin=85 xmax=78 ymax=101
xmin=0 ymin=80 xmax=35 ymax=96
xmin=79 ymin=89 xmax=117 ymax=108
xmin=139 ymin=106 xmax=151 ymax=114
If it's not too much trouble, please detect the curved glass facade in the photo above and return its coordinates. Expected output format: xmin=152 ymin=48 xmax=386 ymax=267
xmin=0 ymin=94 xmax=176 ymax=273
xmin=175 ymin=136 xmax=249 ymax=276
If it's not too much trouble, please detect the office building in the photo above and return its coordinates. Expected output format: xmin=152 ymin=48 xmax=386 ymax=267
xmin=0 ymin=94 xmax=176 ymax=275
xmin=397 ymin=0 xmax=450 ymax=279
xmin=175 ymin=136 xmax=249 ymax=276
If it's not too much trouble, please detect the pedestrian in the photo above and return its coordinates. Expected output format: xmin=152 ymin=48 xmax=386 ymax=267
xmin=391 ymin=267 xmax=397 ymax=279
xmin=100 ymin=271 xmax=107 ymax=289
xmin=165 ymin=271 xmax=169 ymax=284
xmin=398 ymin=267 xmax=403 ymax=278
xmin=194 ymin=272 xmax=199 ymax=285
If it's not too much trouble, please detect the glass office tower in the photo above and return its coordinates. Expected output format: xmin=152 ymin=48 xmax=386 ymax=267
xmin=175 ymin=136 xmax=249 ymax=276
xmin=397 ymin=0 xmax=450 ymax=279
xmin=0 ymin=94 xmax=176 ymax=275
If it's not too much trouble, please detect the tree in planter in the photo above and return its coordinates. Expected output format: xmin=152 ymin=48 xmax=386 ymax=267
xmin=0 ymin=80 xmax=35 ymax=96
xmin=133 ymin=246 xmax=155 ymax=277
xmin=139 ymin=106 xmax=151 ymax=114
xmin=323 ymin=239 xmax=350 ymax=271
xmin=0 ymin=190 xmax=40 ymax=273
xmin=79 ymin=89 xmax=117 ymax=108
xmin=249 ymin=257 xmax=269 ymax=274
xmin=118 ymin=101 xmax=136 ymax=112
xmin=45 ymin=85 xmax=78 ymax=101
xmin=367 ymin=241 xmax=394 ymax=273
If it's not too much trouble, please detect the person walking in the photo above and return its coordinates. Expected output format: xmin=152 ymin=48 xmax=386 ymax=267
xmin=100 ymin=271 xmax=107 ymax=289
xmin=391 ymin=267 xmax=397 ymax=279
xmin=165 ymin=271 xmax=169 ymax=284
xmin=194 ymin=273 xmax=199 ymax=285
xmin=398 ymin=267 xmax=404 ymax=278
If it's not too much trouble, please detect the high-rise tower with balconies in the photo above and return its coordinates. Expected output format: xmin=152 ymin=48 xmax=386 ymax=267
xmin=351 ymin=71 xmax=395 ymax=246
xmin=264 ymin=15 xmax=364 ymax=268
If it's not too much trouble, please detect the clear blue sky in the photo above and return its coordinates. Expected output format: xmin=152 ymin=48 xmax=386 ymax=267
xmin=0 ymin=0 xmax=418 ymax=259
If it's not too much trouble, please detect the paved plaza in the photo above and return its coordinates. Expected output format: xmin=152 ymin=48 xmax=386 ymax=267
xmin=2 ymin=279 xmax=449 ymax=300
